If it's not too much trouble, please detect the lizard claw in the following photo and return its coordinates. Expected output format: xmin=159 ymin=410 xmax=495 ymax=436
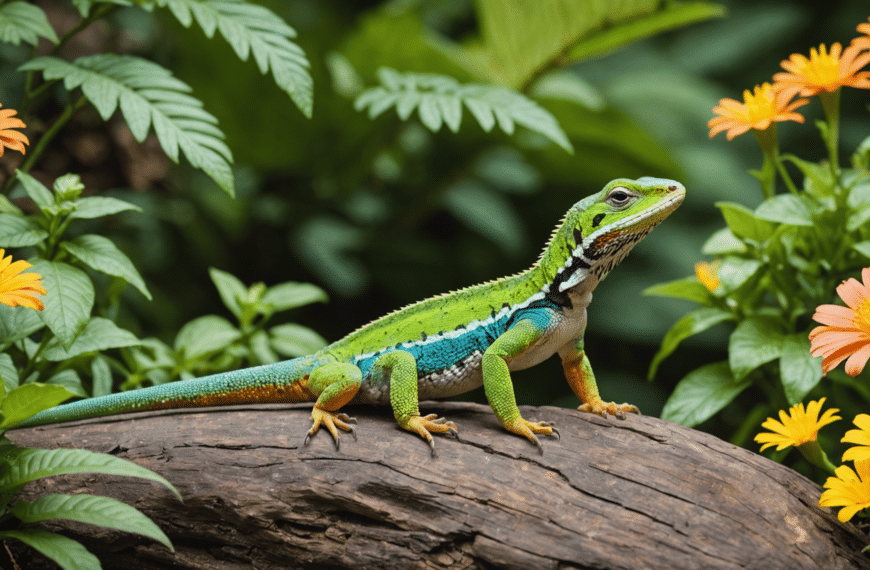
xmin=305 ymin=408 xmax=357 ymax=450
xmin=399 ymin=413 xmax=459 ymax=457
xmin=578 ymin=401 xmax=641 ymax=419
xmin=503 ymin=417 xmax=559 ymax=453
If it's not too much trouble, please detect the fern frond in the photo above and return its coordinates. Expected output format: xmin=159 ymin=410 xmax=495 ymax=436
xmin=142 ymin=0 xmax=313 ymax=118
xmin=20 ymin=55 xmax=235 ymax=196
xmin=354 ymin=68 xmax=573 ymax=154
xmin=0 ymin=2 xmax=58 ymax=46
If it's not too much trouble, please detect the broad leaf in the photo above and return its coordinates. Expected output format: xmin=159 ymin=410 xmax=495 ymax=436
xmin=0 ymin=2 xmax=58 ymax=46
xmin=701 ymin=227 xmax=746 ymax=255
xmin=729 ymin=317 xmax=784 ymax=381
xmin=443 ymin=179 xmax=524 ymax=253
xmin=208 ymin=267 xmax=247 ymax=317
xmin=72 ymin=0 xmax=132 ymax=17
xmin=44 ymin=369 xmax=87 ymax=398
xmin=21 ymin=54 xmax=235 ymax=196
xmin=648 ymin=307 xmax=733 ymax=380
xmin=716 ymin=256 xmax=763 ymax=293
xmin=144 ymin=0 xmax=313 ymax=118
xmin=0 ymin=214 xmax=47 ymax=247
xmin=41 ymin=317 xmax=141 ymax=362
xmin=174 ymin=315 xmax=240 ymax=359
xmin=754 ymin=194 xmax=814 ymax=226
xmin=715 ymin=201 xmax=775 ymax=242
xmin=262 ymin=281 xmax=329 ymax=312
xmin=12 ymin=494 xmax=173 ymax=551
xmin=643 ymin=277 xmax=714 ymax=305
xmin=91 ymin=355 xmax=113 ymax=397
xmin=0 ymin=353 xmax=18 ymax=392
xmin=0 ymin=303 xmax=44 ymax=349
xmin=779 ymin=334 xmax=823 ymax=405
xmin=15 ymin=170 xmax=54 ymax=211
xmin=0 ymin=383 xmax=73 ymax=429
xmin=661 ymin=361 xmax=750 ymax=427
xmin=61 ymin=234 xmax=151 ymax=300
xmin=355 ymin=68 xmax=573 ymax=153
xmin=1 ymin=447 xmax=180 ymax=500
xmin=29 ymin=260 xmax=94 ymax=350
xmin=270 ymin=323 xmax=328 ymax=357
xmin=0 ymin=528 xmax=99 ymax=570
xmin=69 ymin=196 xmax=141 ymax=219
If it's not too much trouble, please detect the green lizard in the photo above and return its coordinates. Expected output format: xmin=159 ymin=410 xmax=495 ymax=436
xmin=19 ymin=177 xmax=685 ymax=454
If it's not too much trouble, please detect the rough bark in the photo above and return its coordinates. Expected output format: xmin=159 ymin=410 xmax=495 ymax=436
xmin=5 ymin=401 xmax=869 ymax=570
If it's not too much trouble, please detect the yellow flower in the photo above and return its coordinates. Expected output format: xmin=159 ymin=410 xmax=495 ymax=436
xmin=0 ymin=249 xmax=46 ymax=311
xmin=694 ymin=261 xmax=720 ymax=292
xmin=708 ymin=82 xmax=808 ymax=140
xmin=773 ymin=43 xmax=870 ymax=99
xmin=0 ymin=104 xmax=28 ymax=157
xmin=809 ymin=267 xmax=870 ymax=376
xmin=819 ymin=459 xmax=870 ymax=522
xmin=754 ymin=398 xmax=841 ymax=452
xmin=842 ymin=414 xmax=870 ymax=462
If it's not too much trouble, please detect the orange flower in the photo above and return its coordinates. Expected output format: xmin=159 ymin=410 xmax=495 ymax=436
xmin=773 ymin=43 xmax=870 ymax=99
xmin=694 ymin=261 xmax=720 ymax=292
xmin=708 ymin=83 xmax=808 ymax=140
xmin=0 ymin=249 xmax=46 ymax=311
xmin=810 ymin=267 xmax=870 ymax=376
xmin=0 ymin=104 xmax=28 ymax=157
xmin=853 ymin=17 xmax=870 ymax=51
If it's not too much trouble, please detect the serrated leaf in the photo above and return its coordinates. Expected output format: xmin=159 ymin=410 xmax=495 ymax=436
xmin=729 ymin=317 xmax=784 ymax=381
xmin=0 ymin=528 xmax=100 ymax=570
xmin=261 ymin=282 xmax=328 ymax=312
xmin=355 ymin=68 xmax=573 ymax=153
xmin=0 ymin=213 xmax=48 ymax=247
xmin=12 ymin=494 xmax=173 ymax=551
xmin=174 ymin=315 xmax=240 ymax=359
xmin=0 ymin=2 xmax=58 ymax=46
xmin=270 ymin=323 xmax=327 ymax=357
xmin=68 ymin=196 xmax=142 ymax=219
xmin=20 ymin=54 xmax=235 ymax=196
xmin=0 ymin=383 xmax=73 ymax=429
xmin=648 ymin=307 xmax=733 ymax=380
xmin=29 ymin=260 xmax=93 ymax=350
xmin=661 ymin=361 xmax=749 ymax=427
xmin=1 ymin=447 xmax=180 ymax=500
xmin=41 ymin=317 xmax=141 ymax=362
xmin=779 ymin=333 xmax=822 ymax=405
xmin=144 ymin=0 xmax=313 ymax=117
xmin=208 ymin=267 xmax=246 ymax=317
xmin=61 ymin=234 xmax=151 ymax=300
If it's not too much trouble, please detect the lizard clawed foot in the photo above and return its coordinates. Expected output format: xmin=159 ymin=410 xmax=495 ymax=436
xmin=578 ymin=400 xmax=641 ymax=420
xmin=400 ymin=413 xmax=459 ymax=457
xmin=503 ymin=417 xmax=559 ymax=454
xmin=305 ymin=408 xmax=358 ymax=450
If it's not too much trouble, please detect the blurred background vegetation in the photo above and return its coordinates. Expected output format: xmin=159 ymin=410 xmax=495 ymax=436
xmin=2 ymin=0 xmax=868 ymax=457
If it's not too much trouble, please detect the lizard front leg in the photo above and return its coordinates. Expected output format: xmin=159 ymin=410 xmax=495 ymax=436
xmin=483 ymin=319 xmax=560 ymax=452
xmin=558 ymin=336 xmax=640 ymax=418
xmin=304 ymin=361 xmax=361 ymax=450
xmin=375 ymin=350 xmax=458 ymax=456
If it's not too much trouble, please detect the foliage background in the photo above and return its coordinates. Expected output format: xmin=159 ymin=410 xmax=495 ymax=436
xmin=2 ymin=0 xmax=868 ymax=461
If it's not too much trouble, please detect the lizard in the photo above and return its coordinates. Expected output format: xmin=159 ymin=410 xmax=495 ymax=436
xmin=18 ymin=177 xmax=685 ymax=455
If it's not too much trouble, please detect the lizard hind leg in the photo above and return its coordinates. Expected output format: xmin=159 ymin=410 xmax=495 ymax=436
xmin=375 ymin=350 xmax=458 ymax=457
xmin=304 ymin=362 xmax=362 ymax=450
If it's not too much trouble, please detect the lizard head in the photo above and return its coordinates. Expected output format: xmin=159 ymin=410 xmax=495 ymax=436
xmin=540 ymin=177 xmax=685 ymax=295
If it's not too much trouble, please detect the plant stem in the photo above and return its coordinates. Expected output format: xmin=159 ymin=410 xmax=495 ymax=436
xmin=819 ymin=90 xmax=841 ymax=186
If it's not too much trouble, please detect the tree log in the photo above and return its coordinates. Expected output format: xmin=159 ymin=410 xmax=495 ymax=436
xmin=5 ymin=401 xmax=870 ymax=570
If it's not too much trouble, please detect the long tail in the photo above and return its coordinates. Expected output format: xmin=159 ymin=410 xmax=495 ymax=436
xmin=17 ymin=356 xmax=320 ymax=428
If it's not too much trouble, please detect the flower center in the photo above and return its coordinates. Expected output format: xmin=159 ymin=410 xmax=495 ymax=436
xmin=743 ymin=83 xmax=776 ymax=122
xmin=853 ymin=298 xmax=870 ymax=336
xmin=797 ymin=45 xmax=840 ymax=85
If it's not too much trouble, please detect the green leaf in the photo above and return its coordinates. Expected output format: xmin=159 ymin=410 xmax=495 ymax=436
xmin=71 ymin=0 xmax=132 ymax=18
xmin=61 ymin=234 xmax=151 ymax=300
xmin=208 ymin=267 xmax=246 ymax=317
xmin=661 ymin=361 xmax=750 ymax=427
xmin=0 ymin=303 xmax=44 ymax=349
xmin=443 ymin=179 xmax=524 ymax=254
xmin=0 ymin=353 xmax=19 ymax=392
xmin=68 ymin=196 xmax=142 ymax=220
xmin=471 ymin=0 xmax=724 ymax=88
xmin=12 ymin=493 xmax=173 ymax=551
xmin=566 ymin=2 xmax=727 ymax=62
xmin=355 ymin=68 xmax=573 ymax=153
xmin=779 ymin=334 xmax=823 ymax=405
xmin=21 ymin=54 xmax=235 ymax=197
xmin=0 ymin=2 xmax=59 ymax=46
xmin=643 ymin=277 xmax=714 ymax=305
xmin=270 ymin=323 xmax=328 ymax=357
xmin=648 ymin=307 xmax=733 ymax=380
xmin=0 ymin=383 xmax=73 ymax=429
xmin=781 ymin=153 xmax=834 ymax=196
xmin=715 ymin=201 xmax=775 ymax=242
xmin=701 ymin=227 xmax=746 ymax=255
xmin=144 ymin=0 xmax=313 ymax=118
xmin=44 ymin=369 xmax=86 ymax=398
xmin=0 ymin=213 xmax=48 ymax=247
xmin=729 ymin=317 xmax=784 ymax=381
xmin=855 ymin=241 xmax=870 ymax=259
xmin=29 ymin=260 xmax=94 ymax=350
xmin=754 ymin=194 xmax=813 ymax=226
xmin=15 ymin=170 xmax=54 ymax=211
xmin=174 ymin=315 xmax=240 ymax=359
xmin=261 ymin=282 xmax=328 ymax=312
xmin=716 ymin=256 xmax=762 ymax=293
xmin=1 ymin=447 xmax=180 ymax=500
xmin=41 ymin=317 xmax=141 ymax=362
xmin=0 ymin=528 xmax=100 ymax=570
xmin=33 ymin=259 xmax=94 ymax=348
xmin=91 ymin=355 xmax=113 ymax=397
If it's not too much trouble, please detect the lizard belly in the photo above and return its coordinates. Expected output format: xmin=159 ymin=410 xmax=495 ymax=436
xmin=508 ymin=300 xmax=588 ymax=372
xmin=356 ymin=350 xmax=484 ymax=404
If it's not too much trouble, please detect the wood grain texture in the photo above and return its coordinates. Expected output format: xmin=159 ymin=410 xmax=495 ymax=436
xmin=6 ymin=401 xmax=870 ymax=570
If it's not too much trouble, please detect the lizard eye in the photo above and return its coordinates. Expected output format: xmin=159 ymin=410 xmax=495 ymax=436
xmin=605 ymin=187 xmax=634 ymax=208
